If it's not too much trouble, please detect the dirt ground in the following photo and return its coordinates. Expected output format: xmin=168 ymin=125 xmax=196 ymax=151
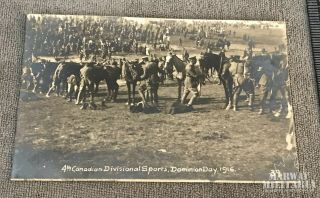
xmin=12 ymin=26 xmax=298 ymax=181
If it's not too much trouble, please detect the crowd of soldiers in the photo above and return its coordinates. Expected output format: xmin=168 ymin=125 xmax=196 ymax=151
xmin=24 ymin=15 xmax=243 ymax=63
xmin=21 ymin=16 xmax=291 ymax=117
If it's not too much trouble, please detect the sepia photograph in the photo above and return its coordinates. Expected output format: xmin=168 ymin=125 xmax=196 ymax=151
xmin=12 ymin=14 xmax=297 ymax=182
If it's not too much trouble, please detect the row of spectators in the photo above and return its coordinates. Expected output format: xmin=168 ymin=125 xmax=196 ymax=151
xmin=24 ymin=15 xmax=243 ymax=62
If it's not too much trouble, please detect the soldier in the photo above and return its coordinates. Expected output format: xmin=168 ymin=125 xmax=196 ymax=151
xmin=233 ymin=54 xmax=255 ymax=111
xmin=138 ymin=56 xmax=160 ymax=106
xmin=138 ymin=56 xmax=149 ymax=105
xmin=65 ymin=74 xmax=80 ymax=102
xmin=270 ymin=59 xmax=289 ymax=117
xmin=257 ymin=56 xmax=276 ymax=115
xmin=46 ymin=62 xmax=64 ymax=97
xmin=181 ymin=56 xmax=199 ymax=107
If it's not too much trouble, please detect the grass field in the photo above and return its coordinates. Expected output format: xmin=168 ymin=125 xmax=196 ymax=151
xmin=12 ymin=25 xmax=297 ymax=181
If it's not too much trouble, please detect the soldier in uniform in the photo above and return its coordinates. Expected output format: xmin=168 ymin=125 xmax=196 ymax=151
xmin=46 ymin=61 xmax=65 ymax=97
xmin=270 ymin=59 xmax=289 ymax=117
xmin=138 ymin=56 xmax=160 ymax=106
xmin=65 ymin=74 xmax=80 ymax=102
xmin=257 ymin=55 xmax=276 ymax=115
xmin=181 ymin=56 xmax=199 ymax=107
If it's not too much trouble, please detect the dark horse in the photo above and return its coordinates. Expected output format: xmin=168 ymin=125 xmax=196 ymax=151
xmin=46 ymin=61 xmax=82 ymax=97
xmin=124 ymin=60 xmax=143 ymax=106
xmin=95 ymin=63 xmax=121 ymax=102
xmin=199 ymin=52 xmax=234 ymax=109
xmin=164 ymin=54 xmax=187 ymax=100
xmin=76 ymin=63 xmax=121 ymax=108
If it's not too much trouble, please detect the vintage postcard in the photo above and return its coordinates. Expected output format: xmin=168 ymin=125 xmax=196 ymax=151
xmin=12 ymin=14 xmax=298 ymax=182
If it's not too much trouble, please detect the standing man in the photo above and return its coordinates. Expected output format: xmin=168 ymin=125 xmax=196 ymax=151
xmin=257 ymin=56 xmax=276 ymax=115
xmin=269 ymin=59 xmax=288 ymax=116
xmin=181 ymin=56 xmax=199 ymax=107
xmin=138 ymin=56 xmax=160 ymax=106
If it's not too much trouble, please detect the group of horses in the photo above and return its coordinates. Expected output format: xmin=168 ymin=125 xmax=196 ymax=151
xmin=24 ymin=50 xmax=286 ymax=113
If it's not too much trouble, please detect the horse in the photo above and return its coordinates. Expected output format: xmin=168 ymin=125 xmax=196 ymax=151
xmin=76 ymin=63 xmax=121 ymax=108
xmin=103 ymin=65 xmax=121 ymax=102
xmin=124 ymin=60 xmax=143 ymax=106
xmin=30 ymin=60 xmax=59 ymax=93
xmin=46 ymin=61 xmax=82 ymax=97
xmin=164 ymin=54 xmax=187 ymax=100
xmin=199 ymin=52 xmax=234 ymax=109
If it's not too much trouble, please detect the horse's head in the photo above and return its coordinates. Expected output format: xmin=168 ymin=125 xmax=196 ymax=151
xmin=125 ymin=61 xmax=141 ymax=82
xmin=164 ymin=54 xmax=174 ymax=71
xmin=164 ymin=54 xmax=174 ymax=79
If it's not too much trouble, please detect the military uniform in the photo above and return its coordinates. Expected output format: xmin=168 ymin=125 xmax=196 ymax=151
xmin=232 ymin=57 xmax=255 ymax=111
xmin=139 ymin=57 xmax=160 ymax=105
xmin=258 ymin=60 xmax=276 ymax=114
xmin=46 ymin=63 xmax=64 ymax=97
xmin=269 ymin=60 xmax=288 ymax=115
xmin=181 ymin=57 xmax=199 ymax=106
xmin=66 ymin=74 xmax=79 ymax=101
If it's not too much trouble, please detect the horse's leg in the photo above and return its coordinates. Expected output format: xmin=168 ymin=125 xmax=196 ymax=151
xmin=56 ymin=82 xmax=61 ymax=96
xmin=32 ymin=79 xmax=39 ymax=93
xmin=95 ymin=81 xmax=99 ymax=94
xmin=126 ymin=82 xmax=131 ymax=105
xmin=46 ymin=82 xmax=55 ymax=97
xmin=107 ymin=83 xmax=112 ymax=100
xmin=177 ymin=80 xmax=182 ymax=101
xmin=76 ymin=80 xmax=85 ymax=105
xmin=154 ymin=85 xmax=159 ymax=105
xmin=132 ymin=82 xmax=136 ymax=105
xmin=112 ymin=83 xmax=119 ymax=102
xmin=88 ymin=82 xmax=96 ymax=109
xmin=221 ymin=80 xmax=229 ymax=108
